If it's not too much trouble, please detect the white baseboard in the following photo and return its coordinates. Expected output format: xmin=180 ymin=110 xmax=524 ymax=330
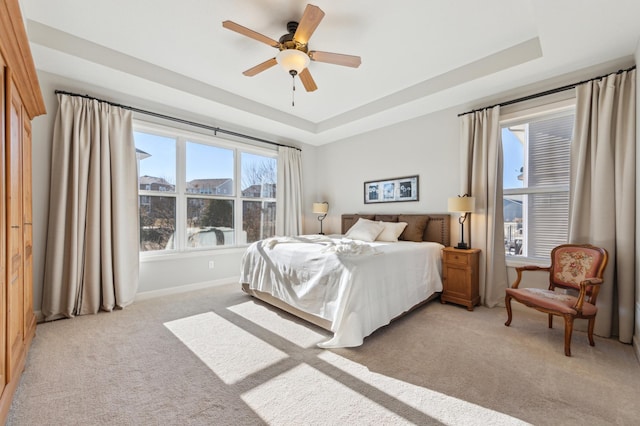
xmin=33 ymin=277 xmax=239 ymax=324
xmin=134 ymin=276 xmax=239 ymax=301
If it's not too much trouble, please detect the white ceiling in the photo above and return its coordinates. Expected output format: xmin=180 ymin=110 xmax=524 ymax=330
xmin=21 ymin=0 xmax=640 ymax=146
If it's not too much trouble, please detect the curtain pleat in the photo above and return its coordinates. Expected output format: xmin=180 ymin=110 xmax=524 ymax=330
xmin=276 ymin=146 xmax=303 ymax=236
xmin=41 ymin=94 xmax=139 ymax=320
xmin=460 ymin=106 xmax=508 ymax=307
xmin=569 ymin=69 xmax=636 ymax=342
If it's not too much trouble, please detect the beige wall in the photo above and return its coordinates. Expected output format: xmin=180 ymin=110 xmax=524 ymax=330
xmin=30 ymin=71 xmax=317 ymax=314
xmin=30 ymin=58 xmax=637 ymax=331
xmin=635 ymin=39 xmax=640 ymax=360
xmin=313 ymin=108 xmax=460 ymax=236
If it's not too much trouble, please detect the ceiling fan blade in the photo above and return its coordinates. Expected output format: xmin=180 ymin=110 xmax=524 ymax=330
xmin=309 ymin=51 xmax=361 ymax=68
xmin=299 ymin=68 xmax=318 ymax=92
xmin=243 ymin=58 xmax=278 ymax=76
xmin=222 ymin=20 xmax=280 ymax=48
xmin=293 ymin=4 xmax=325 ymax=45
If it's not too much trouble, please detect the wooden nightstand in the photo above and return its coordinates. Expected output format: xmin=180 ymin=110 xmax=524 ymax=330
xmin=441 ymin=247 xmax=480 ymax=311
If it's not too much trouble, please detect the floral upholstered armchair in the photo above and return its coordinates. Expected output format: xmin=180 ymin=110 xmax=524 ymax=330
xmin=504 ymin=244 xmax=608 ymax=356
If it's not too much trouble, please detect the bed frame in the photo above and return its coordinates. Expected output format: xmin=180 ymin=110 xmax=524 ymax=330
xmin=241 ymin=213 xmax=450 ymax=331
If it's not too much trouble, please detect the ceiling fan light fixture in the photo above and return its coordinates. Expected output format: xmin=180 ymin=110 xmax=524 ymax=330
xmin=276 ymin=49 xmax=310 ymax=74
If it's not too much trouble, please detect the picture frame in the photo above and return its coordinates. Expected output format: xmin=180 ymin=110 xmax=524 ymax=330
xmin=364 ymin=175 xmax=419 ymax=204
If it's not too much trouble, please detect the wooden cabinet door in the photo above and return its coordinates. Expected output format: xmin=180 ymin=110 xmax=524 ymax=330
xmin=0 ymin=54 xmax=7 ymax=395
xmin=22 ymin=113 xmax=35 ymax=338
xmin=0 ymin=1 xmax=46 ymax=421
xmin=6 ymin=80 xmax=24 ymax=380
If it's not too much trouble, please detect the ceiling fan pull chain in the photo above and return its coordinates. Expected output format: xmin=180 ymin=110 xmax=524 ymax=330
xmin=291 ymin=73 xmax=296 ymax=107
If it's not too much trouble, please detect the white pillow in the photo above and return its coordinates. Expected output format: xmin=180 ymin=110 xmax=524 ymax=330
xmin=345 ymin=218 xmax=384 ymax=242
xmin=376 ymin=221 xmax=408 ymax=242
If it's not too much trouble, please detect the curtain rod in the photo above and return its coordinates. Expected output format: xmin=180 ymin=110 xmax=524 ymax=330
xmin=458 ymin=65 xmax=636 ymax=117
xmin=54 ymin=90 xmax=301 ymax=151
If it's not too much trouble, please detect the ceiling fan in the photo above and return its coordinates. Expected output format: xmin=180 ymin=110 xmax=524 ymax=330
xmin=222 ymin=4 xmax=361 ymax=93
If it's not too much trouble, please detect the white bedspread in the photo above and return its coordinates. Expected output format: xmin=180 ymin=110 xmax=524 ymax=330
xmin=240 ymin=235 xmax=444 ymax=348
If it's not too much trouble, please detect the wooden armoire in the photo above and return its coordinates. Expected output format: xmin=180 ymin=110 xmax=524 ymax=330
xmin=0 ymin=0 xmax=46 ymax=421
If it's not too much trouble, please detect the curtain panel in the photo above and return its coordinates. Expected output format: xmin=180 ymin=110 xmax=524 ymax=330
xmin=276 ymin=146 xmax=303 ymax=236
xmin=41 ymin=94 xmax=139 ymax=321
xmin=460 ymin=106 xmax=509 ymax=307
xmin=569 ymin=68 xmax=636 ymax=342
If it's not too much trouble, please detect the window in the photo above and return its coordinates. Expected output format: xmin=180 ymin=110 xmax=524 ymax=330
xmin=241 ymin=152 xmax=277 ymax=243
xmin=502 ymin=105 xmax=574 ymax=260
xmin=135 ymin=122 xmax=277 ymax=254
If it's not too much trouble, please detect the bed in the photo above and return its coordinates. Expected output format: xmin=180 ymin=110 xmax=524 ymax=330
xmin=240 ymin=213 xmax=450 ymax=348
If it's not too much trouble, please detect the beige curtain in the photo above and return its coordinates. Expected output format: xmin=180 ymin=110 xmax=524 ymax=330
xmin=460 ymin=106 xmax=508 ymax=307
xmin=276 ymin=146 xmax=303 ymax=236
xmin=42 ymin=94 xmax=139 ymax=321
xmin=569 ymin=68 xmax=636 ymax=343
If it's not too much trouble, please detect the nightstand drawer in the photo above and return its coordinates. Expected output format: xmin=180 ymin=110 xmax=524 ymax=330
xmin=443 ymin=250 xmax=470 ymax=266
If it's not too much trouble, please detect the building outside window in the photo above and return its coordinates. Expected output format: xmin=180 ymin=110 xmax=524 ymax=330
xmin=134 ymin=122 xmax=277 ymax=254
xmin=501 ymin=103 xmax=574 ymax=261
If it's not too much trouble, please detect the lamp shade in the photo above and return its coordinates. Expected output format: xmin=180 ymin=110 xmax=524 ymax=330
xmin=448 ymin=196 xmax=475 ymax=213
xmin=276 ymin=49 xmax=310 ymax=74
xmin=312 ymin=202 xmax=329 ymax=214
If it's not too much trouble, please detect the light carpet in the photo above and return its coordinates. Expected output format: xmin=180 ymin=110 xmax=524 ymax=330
xmin=8 ymin=283 xmax=640 ymax=425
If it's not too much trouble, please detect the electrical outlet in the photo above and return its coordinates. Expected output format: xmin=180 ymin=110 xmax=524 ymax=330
xmin=208 ymin=260 xmax=215 ymax=269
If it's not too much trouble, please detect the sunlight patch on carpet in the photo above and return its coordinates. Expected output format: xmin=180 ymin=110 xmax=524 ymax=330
xmin=228 ymin=301 xmax=327 ymax=348
xmin=164 ymin=312 xmax=287 ymax=384
xmin=241 ymin=363 xmax=410 ymax=425
xmin=318 ymin=352 xmax=532 ymax=426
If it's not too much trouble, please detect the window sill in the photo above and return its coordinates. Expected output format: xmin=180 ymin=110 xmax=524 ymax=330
xmin=505 ymin=256 xmax=550 ymax=268
xmin=140 ymin=246 xmax=248 ymax=262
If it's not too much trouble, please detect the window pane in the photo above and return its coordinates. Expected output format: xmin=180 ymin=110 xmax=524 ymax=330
xmin=139 ymin=195 xmax=176 ymax=251
xmin=528 ymin=115 xmax=572 ymax=188
xmin=503 ymin=194 xmax=523 ymax=255
xmin=186 ymin=142 xmax=234 ymax=195
xmin=503 ymin=193 xmax=568 ymax=259
xmin=186 ymin=198 xmax=235 ymax=247
xmin=241 ymin=152 xmax=277 ymax=198
xmin=528 ymin=192 xmax=569 ymax=259
xmin=135 ymin=131 xmax=176 ymax=193
xmin=502 ymin=126 xmax=525 ymax=190
xmin=243 ymin=200 xmax=276 ymax=243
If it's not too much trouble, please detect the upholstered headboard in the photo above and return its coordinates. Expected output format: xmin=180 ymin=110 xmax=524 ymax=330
xmin=341 ymin=214 xmax=450 ymax=247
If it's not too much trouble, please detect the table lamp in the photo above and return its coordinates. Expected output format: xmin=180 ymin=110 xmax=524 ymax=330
xmin=448 ymin=194 xmax=475 ymax=249
xmin=312 ymin=202 xmax=329 ymax=235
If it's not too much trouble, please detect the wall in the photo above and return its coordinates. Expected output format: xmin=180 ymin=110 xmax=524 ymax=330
xmin=313 ymin=57 xmax=637 ymax=315
xmin=635 ymin=39 xmax=640 ymax=361
xmin=30 ymin=70 xmax=465 ymax=317
xmin=31 ymin=57 xmax=637 ymax=325
xmin=30 ymin=71 xmax=318 ymax=314
xmin=313 ymin=108 xmax=460 ymax=236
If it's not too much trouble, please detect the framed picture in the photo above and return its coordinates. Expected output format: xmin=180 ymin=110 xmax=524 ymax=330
xmin=364 ymin=175 xmax=419 ymax=204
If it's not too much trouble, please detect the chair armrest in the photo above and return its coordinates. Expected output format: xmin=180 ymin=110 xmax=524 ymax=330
xmin=515 ymin=265 xmax=550 ymax=273
xmin=574 ymin=278 xmax=604 ymax=312
xmin=510 ymin=265 xmax=551 ymax=289
xmin=580 ymin=277 xmax=603 ymax=287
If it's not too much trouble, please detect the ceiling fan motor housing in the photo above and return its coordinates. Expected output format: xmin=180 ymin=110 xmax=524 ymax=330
xmin=286 ymin=21 xmax=298 ymax=34
xmin=279 ymin=21 xmax=308 ymax=53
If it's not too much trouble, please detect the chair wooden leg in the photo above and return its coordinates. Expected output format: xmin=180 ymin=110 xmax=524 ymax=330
xmin=548 ymin=314 xmax=553 ymax=329
xmin=505 ymin=294 xmax=513 ymax=326
xmin=563 ymin=315 xmax=574 ymax=357
xmin=587 ymin=317 xmax=596 ymax=347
